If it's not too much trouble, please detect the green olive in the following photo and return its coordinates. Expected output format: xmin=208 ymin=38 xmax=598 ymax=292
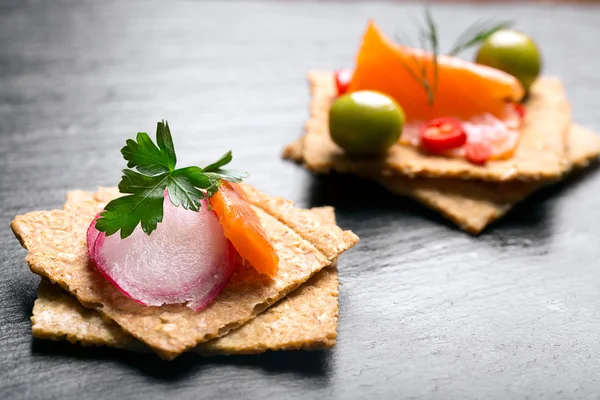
xmin=475 ymin=29 xmax=542 ymax=94
xmin=329 ymin=91 xmax=405 ymax=155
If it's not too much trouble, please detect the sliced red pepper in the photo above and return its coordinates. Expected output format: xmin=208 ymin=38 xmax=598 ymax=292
xmin=334 ymin=68 xmax=353 ymax=96
xmin=419 ymin=117 xmax=467 ymax=153
xmin=465 ymin=142 xmax=492 ymax=165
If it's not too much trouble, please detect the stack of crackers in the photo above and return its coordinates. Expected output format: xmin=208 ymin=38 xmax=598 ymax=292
xmin=283 ymin=71 xmax=600 ymax=233
xmin=11 ymin=184 xmax=359 ymax=359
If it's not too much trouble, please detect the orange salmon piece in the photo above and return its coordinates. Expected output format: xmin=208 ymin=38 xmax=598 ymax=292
xmin=347 ymin=21 xmax=524 ymax=122
xmin=210 ymin=182 xmax=279 ymax=277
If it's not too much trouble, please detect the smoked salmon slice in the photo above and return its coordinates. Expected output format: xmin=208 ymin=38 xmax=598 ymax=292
xmin=347 ymin=21 xmax=524 ymax=122
xmin=210 ymin=182 xmax=279 ymax=277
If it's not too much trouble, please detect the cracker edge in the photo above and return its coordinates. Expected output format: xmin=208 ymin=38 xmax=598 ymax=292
xmin=11 ymin=187 xmax=359 ymax=360
xmin=284 ymin=124 xmax=600 ymax=234
xmin=31 ymin=207 xmax=342 ymax=355
xmin=301 ymin=71 xmax=571 ymax=182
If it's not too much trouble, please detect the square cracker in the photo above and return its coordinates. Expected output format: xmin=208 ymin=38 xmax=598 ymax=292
xmin=11 ymin=185 xmax=358 ymax=360
xmin=301 ymin=71 xmax=571 ymax=182
xmin=31 ymin=206 xmax=342 ymax=355
xmin=284 ymin=124 xmax=600 ymax=234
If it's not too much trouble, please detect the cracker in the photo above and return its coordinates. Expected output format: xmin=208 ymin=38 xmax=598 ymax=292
xmin=32 ymin=279 xmax=136 ymax=349
xmin=200 ymin=263 xmax=339 ymax=355
xmin=284 ymin=124 xmax=600 ymax=234
xmin=31 ymin=206 xmax=341 ymax=354
xmin=12 ymin=186 xmax=358 ymax=360
xmin=301 ymin=71 xmax=571 ymax=182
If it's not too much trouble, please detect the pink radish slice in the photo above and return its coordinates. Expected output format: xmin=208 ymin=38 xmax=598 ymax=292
xmin=87 ymin=196 xmax=236 ymax=311
xmin=86 ymin=214 xmax=102 ymax=264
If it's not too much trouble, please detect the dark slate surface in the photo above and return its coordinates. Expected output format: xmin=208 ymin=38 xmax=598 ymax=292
xmin=2 ymin=1 xmax=600 ymax=399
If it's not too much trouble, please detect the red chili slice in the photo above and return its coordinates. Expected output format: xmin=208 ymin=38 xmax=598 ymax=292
xmin=465 ymin=142 xmax=492 ymax=165
xmin=514 ymin=103 xmax=526 ymax=119
xmin=334 ymin=68 xmax=353 ymax=96
xmin=419 ymin=117 xmax=467 ymax=153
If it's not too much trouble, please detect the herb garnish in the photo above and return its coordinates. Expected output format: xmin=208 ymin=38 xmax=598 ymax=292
xmin=395 ymin=7 xmax=512 ymax=106
xmin=95 ymin=120 xmax=248 ymax=239
xmin=448 ymin=19 xmax=513 ymax=57
xmin=395 ymin=6 xmax=439 ymax=107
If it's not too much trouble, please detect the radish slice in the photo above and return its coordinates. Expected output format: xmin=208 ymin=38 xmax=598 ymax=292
xmin=87 ymin=195 xmax=236 ymax=311
xmin=86 ymin=214 xmax=101 ymax=264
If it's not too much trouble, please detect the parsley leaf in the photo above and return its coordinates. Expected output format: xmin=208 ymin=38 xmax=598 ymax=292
xmin=121 ymin=129 xmax=175 ymax=175
xmin=155 ymin=121 xmax=176 ymax=169
xmin=167 ymin=171 xmax=206 ymax=211
xmin=203 ymin=150 xmax=233 ymax=172
xmin=95 ymin=120 xmax=247 ymax=239
xmin=204 ymin=169 xmax=248 ymax=184
xmin=203 ymin=150 xmax=249 ymax=183
xmin=95 ymin=169 xmax=168 ymax=238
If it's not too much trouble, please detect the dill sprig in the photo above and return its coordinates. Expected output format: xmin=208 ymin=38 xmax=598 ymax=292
xmin=393 ymin=7 xmax=513 ymax=107
xmin=424 ymin=7 xmax=439 ymax=103
xmin=394 ymin=6 xmax=440 ymax=107
xmin=448 ymin=19 xmax=513 ymax=57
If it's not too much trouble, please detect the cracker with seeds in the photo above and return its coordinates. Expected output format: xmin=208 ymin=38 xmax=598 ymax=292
xmin=284 ymin=124 xmax=600 ymax=234
xmin=12 ymin=185 xmax=358 ymax=360
xmin=301 ymin=71 xmax=571 ymax=182
xmin=31 ymin=205 xmax=341 ymax=354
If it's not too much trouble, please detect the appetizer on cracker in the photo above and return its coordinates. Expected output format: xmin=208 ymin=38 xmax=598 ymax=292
xmin=11 ymin=121 xmax=359 ymax=359
xmin=283 ymin=11 xmax=600 ymax=233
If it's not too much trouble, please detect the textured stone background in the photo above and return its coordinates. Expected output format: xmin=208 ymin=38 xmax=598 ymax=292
xmin=1 ymin=1 xmax=600 ymax=399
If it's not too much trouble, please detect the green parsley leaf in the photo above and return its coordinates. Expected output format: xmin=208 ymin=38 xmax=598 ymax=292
xmin=202 ymin=151 xmax=249 ymax=183
xmin=97 ymin=171 xmax=168 ymax=238
xmin=167 ymin=172 xmax=206 ymax=211
xmin=204 ymin=169 xmax=248 ymax=184
xmin=155 ymin=120 xmax=176 ymax=169
xmin=95 ymin=120 xmax=247 ymax=239
xmin=205 ymin=180 xmax=221 ymax=198
xmin=121 ymin=131 xmax=174 ymax=176
xmin=173 ymin=166 xmax=212 ymax=188
xmin=203 ymin=151 xmax=233 ymax=172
